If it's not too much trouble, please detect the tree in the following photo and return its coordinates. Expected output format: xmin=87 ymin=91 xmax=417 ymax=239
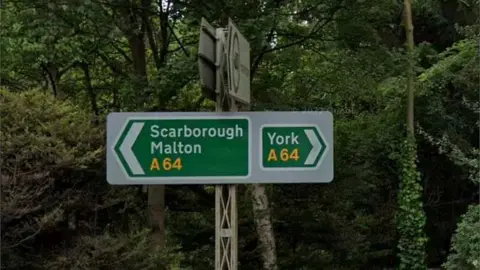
xmin=395 ymin=0 xmax=428 ymax=269
xmin=443 ymin=204 xmax=480 ymax=270
xmin=0 ymin=89 xmax=104 ymax=268
xmin=251 ymin=184 xmax=278 ymax=270
xmin=417 ymin=26 xmax=479 ymax=270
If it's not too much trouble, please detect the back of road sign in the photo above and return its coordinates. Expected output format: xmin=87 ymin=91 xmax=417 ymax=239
xmin=198 ymin=18 xmax=217 ymax=100
xmin=227 ymin=19 xmax=250 ymax=105
xmin=106 ymin=111 xmax=333 ymax=185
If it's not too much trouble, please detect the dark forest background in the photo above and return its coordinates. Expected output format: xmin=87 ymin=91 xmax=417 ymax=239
xmin=1 ymin=0 xmax=479 ymax=269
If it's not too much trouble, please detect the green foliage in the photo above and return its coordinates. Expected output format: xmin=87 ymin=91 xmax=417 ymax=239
xmin=413 ymin=31 xmax=479 ymax=266
xmin=418 ymin=38 xmax=477 ymax=92
xmin=269 ymin=109 xmax=404 ymax=269
xmin=0 ymin=89 xmax=183 ymax=269
xmin=44 ymin=228 xmax=183 ymax=270
xmin=0 ymin=88 xmax=103 ymax=169
xmin=443 ymin=204 xmax=480 ymax=270
xmin=396 ymin=137 xmax=428 ymax=270
xmin=419 ymin=129 xmax=479 ymax=185
xmin=416 ymin=34 xmax=480 ymax=270
xmin=2 ymin=0 xmax=479 ymax=269
xmin=0 ymin=88 xmax=103 ymax=269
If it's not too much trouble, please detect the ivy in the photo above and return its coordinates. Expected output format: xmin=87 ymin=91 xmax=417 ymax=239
xmin=396 ymin=136 xmax=428 ymax=270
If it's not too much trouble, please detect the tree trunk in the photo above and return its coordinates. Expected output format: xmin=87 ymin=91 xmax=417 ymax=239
xmin=396 ymin=2 xmax=428 ymax=269
xmin=141 ymin=0 xmax=164 ymax=70
xmin=148 ymin=185 xmax=165 ymax=248
xmin=404 ymin=0 xmax=414 ymax=135
xmin=79 ymin=63 xmax=99 ymax=116
xmin=118 ymin=0 xmax=165 ymax=250
xmin=251 ymin=184 xmax=278 ymax=270
xmin=42 ymin=63 xmax=59 ymax=97
xmin=129 ymin=34 xmax=147 ymax=84
xmin=121 ymin=0 xmax=147 ymax=87
xmin=158 ymin=7 xmax=169 ymax=65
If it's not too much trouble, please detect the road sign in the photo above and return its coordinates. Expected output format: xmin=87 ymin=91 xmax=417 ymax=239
xmin=107 ymin=111 xmax=333 ymax=185
xmin=227 ymin=18 xmax=250 ymax=105
xmin=261 ymin=125 xmax=327 ymax=170
xmin=113 ymin=116 xmax=250 ymax=178
xmin=198 ymin=18 xmax=217 ymax=100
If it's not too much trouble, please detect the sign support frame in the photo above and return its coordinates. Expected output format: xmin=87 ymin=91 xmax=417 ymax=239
xmin=215 ymin=27 xmax=238 ymax=270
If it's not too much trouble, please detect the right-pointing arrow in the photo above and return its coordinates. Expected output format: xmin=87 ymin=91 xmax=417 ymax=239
xmin=119 ymin=122 xmax=145 ymax=175
xmin=304 ymin=129 xmax=321 ymax=165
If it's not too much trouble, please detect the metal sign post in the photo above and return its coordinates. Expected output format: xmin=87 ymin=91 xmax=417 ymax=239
xmin=215 ymin=26 xmax=238 ymax=270
xmin=213 ymin=19 xmax=251 ymax=269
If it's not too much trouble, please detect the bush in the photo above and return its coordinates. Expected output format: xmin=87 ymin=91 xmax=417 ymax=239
xmin=443 ymin=204 xmax=480 ymax=270
xmin=0 ymin=89 xmax=105 ymax=268
xmin=44 ymin=228 xmax=183 ymax=270
xmin=1 ymin=89 xmax=187 ymax=269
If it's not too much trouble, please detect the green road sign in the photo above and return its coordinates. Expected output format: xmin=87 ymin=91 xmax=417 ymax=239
xmin=261 ymin=125 xmax=327 ymax=169
xmin=113 ymin=117 xmax=250 ymax=178
xmin=107 ymin=112 xmax=334 ymax=184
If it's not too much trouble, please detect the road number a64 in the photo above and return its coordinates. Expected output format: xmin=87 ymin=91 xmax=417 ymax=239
xmin=150 ymin=157 xmax=183 ymax=171
xmin=267 ymin=148 xmax=299 ymax=162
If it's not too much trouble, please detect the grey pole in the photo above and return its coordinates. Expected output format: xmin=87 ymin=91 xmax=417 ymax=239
xmin=215 ymin=27 xmax=238 ymax=270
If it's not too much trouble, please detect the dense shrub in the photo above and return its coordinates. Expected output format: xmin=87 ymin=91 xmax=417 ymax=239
xmin=443 ymin=204 xmax=480 ymax=270
xmin=44 ymin=228 xmax=183 ymax=270
xmin=1 ymin=89 xmax=104 ymax=268
xmin=0 ymin=89 xmax=180 ymax=269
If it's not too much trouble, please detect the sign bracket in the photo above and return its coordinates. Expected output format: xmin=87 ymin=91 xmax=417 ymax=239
xmin=215 ymin=27 xmax=238 ymax=270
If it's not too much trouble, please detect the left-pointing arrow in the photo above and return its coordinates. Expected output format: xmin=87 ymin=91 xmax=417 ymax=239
xmin=120 ymin=122 xmax=145 ymax=175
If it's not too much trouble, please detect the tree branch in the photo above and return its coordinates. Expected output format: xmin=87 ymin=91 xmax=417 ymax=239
xmin=167 ymin=22 xmax=190 ymax=57
xmin=41 ymin=63 xmax=58 ymax=97
xmin=158 ymin=3 xmax=171 ymax=65
xmin=250 ymin=2 xmax=282 ymax=80
xmin=111 ymin=42 xmax=133 ymax=64
xmin=277 ymin=2 xmax=324 ymax=16
xmin=77 ymin=62 xmax=100 ymax=116
xmin=142 ymin=0 xmax=162 ymax=70
xmin=98 ymin=52 xmax=128 ymax=78
xmin=425 ymin=191 xmax=479 ymax=208
xmin=168 ymin=41 xmax=197 ymax=53
xmin=250 ymin=3 xmax=345 ymax=80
